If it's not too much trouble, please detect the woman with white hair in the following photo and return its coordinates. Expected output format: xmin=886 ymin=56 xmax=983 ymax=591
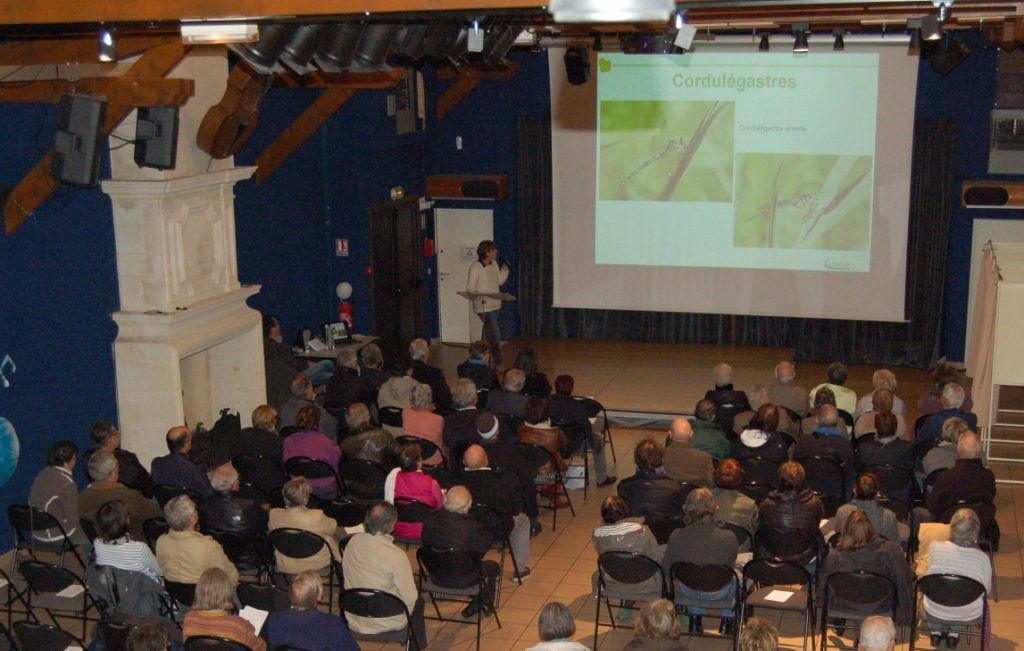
xmin=923 ymin=508 xmax=992 ymax=648
xmin=183 ymin=568 xmax=265 ymax=650
xmin=268 ymin=477 xmax=343 ymax=575
xmin=854 ymin=369 xmax=906 ymax=419
xmin=401 ymin=382 xmax=445 ymax=465
xmin=266 ymin=570 xmax=358 ymax=650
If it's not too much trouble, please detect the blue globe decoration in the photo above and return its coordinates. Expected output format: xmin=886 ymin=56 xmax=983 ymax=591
xmin=0 ymin=417 xmax=19 ymax=487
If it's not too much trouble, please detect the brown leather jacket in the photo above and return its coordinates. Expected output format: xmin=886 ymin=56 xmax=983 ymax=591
xmin=517 ymin=423 xmax=569 ymax=473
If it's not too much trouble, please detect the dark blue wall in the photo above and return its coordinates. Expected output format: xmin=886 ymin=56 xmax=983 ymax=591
xmin=0 ymin=104 xmax=120 ymax=548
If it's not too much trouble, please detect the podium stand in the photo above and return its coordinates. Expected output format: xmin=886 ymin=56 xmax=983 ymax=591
xmin=457 ymin=291 xmax=515 ymax=347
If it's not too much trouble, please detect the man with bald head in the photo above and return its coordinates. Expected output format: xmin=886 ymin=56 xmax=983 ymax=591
xmin=768 ymin=361 xmax=808 ymax=418
xmin=926 ymin=432 xmax=996 ymax=525
xmin=150 ymin=425 xmax=212 ymax=496
xmin=459 ymin=445 xmax=533 ymax=581
xmin=662 ymin=418 xmax=714 ymax=487
xmin=858 ymin=616 xmax=896 ymax=651
xmin=422 ymin=486 xmax=500 ymax=617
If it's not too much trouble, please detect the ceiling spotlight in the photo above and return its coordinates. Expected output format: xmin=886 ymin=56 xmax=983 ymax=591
xmin=468 ymin=19 xmax=484 ymax=52
xmin=921 ymin=14 xmax=943 ymax=41
xmin=759 ymin=33 xmax=770 ymax=51
xmin=181 ymin=21 xmax=259 ymax=45
xmin=936 ymin=2 xmax=949 ymax=22
xmin=792 ymin=23 xmax=809 ymax=53
xmin=98 ymin=27 xmax=116 ymax=62
xmin=549 ymin=0 xmax=676 ymax=23
xmin=833 ymin=29 xmax=845 ymax=51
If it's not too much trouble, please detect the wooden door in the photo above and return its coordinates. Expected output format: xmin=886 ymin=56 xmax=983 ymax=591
xmin=370 ymin=197 xmax=424 ymax=366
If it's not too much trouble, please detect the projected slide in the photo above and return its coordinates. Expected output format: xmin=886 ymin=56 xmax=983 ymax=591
xmin=595 ymin=53 xmax=878 ymax=272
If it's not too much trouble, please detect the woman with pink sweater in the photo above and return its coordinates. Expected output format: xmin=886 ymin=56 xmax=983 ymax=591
xmin=387 ymin=443 xmax=443 ymax=541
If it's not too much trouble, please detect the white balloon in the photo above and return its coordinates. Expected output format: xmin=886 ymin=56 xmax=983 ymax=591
xmin=336 ymin=282 xmax=353 ymax=300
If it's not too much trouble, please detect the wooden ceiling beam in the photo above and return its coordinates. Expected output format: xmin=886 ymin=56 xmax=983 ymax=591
xmin=0 ymin=0 xmax=543 ymax=26
xmin=254 ymin=88 xmax=354 ymax=184
xmin=436 ymin=63 xmax=517 ymax=120
xmin=4 ymin=41 xmax=190 ymax=236
xmin=0 ymin=35 xmax=177 ymax=66
xmin=276 ymin=69 xmax=405 ymax=89
xmin=0 ymin=77 xmax=194 ymax=106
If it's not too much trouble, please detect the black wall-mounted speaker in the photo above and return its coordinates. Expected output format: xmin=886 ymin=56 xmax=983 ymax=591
xmin=134 ymin=107 xmax=180 ymax=170
xmin=925 ymin=34 xmax=971 ymax=76
xmin=962 ymin=181 xmax=1024 ymax=208
xmin=564 ymin=46 xmax=590 ymax=85
xmin=51 ymin=93 xmax=107 ymax=188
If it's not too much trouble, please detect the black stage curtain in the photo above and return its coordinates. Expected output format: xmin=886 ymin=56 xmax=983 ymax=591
xmin=516 ymin=116 xmax=958 ymax=368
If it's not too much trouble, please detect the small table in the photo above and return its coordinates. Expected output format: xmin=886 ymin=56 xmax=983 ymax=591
xmin=294 ymin=334 xmax=378 ymax=360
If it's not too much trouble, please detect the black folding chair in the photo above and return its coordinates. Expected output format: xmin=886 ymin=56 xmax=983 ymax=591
xmin=923 ymin=467 xmax=948 ymax=495
xmin=799 ymin=455 xmax=845 ymax=517
xmin=337 ymin=458 xmax=388 ymax=499
xmin=153 ymin=484 xmax=203 ymax=508
xmin=237 ymin=582 xmax=290 ymax=614
xmin=863 ymin=463 xmax=916 ymax=507
xmin=476 ymin=388 xmax=490 ymax=409
xmin=417 ymin=546 xmax=501 ymax=651
xmin=233 ymin=453 xmax=288 ymax=498
xmin=741 ymin=558 xmax=815 ymax=651
xmin=96 ymin=618 xmax=135 ymax=650
xmin=716 ymin=521 xmax=752 ymax=552
xmin=0 ymin=567 xmax=29 ymax=631
xmin=396 ymin=436 xmax=447 ymax=469
xmin=574 ymin=395 xmax=616 ymax=462
xmin=378 ymin=406 xmax=404 ymax=428
xmin=820 ymin=570 xmax=897 ymax=651
xmin=142 ymin=517 xmax=170 ymax=552
xmin=7 ymin=505 xmax=86 ymax=574
xmin=164 ymin=579 xmax=196 ymax=607
xmin=594 ymin=552 xmax=668 ymax=650
xmin=837 ymin=410 xmax=855 ymax=428
xmin=910 ymin=574 xmax=988 ymax=650
xmin=207 ymin=529 xmax=269 ymax=581
xmin=739 ymin=456 xmax=780 ymax=486
xmin=321 ymin=497 xmax=371 ymax=529
xmin=285 ymin=456 xmax=343 ymax=498
xmin=520 ymin=443 xmax=575 ymax=531
xmin=670 ymin=562 xmax=740 ymax=644
xmin=394 ymin=498 xmax=435 ymax=548
xmin=471 ymin=503 xmax=521 ymax=600
xmin=755 ymin=527 xmax=821 ymax=568
xmin=268 ymin=528 xmax=342 ymax=614
xmin=79 ymin=518 xmax=97 ymax=543
xmin=0 ymin=621 xmax=17 ymax=650
xmin=339 ymin=587 xmax=421 ymax=651
xmin=738 ymin=480 xmax=774 ymax=505
xmin=12 ymin=621 xmax=77 ymax=650
xmin=937 ymin=499 xmax=999 ymax=600
xmin=184 ymin=636 xmax=250 ymax=649
xmin=19 ymin=560 xmax=101 ymax=641
xmin=550 ymin=417 xmax=592 ymax=499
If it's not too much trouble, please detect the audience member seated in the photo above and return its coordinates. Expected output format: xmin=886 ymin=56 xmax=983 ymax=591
xmin=925 ymin=432 xmax=995 ymax=522
xmin=923 ymin=509 xmax=992 ymax=648
xmin=402 ymin=382 xmax=445 ymax=465
xmin=236 ymin=405 xmax=284 ymax=462
xmin=199 ymin=462 xmax=269 ymax=548
xmin=591 ymin=496 xmax=662 ymax=597
xmin=791 ymin=404 xmax=856 ymax=496
xmin=710 ymin=459 xmax=759 ymax=551
xmin=801 ymin=387 xmax=849 ymax=437
xmin=341 ymin=428 xmax=396 ymax=468
xmin=622 ymin=599 xmax=686 ymax=651
xmin=704 ymin=363 xmax=751 ymax=433
xmin=126 ymin=623 xmax=170 ymax=651
xmin=617 ymin=439 xmax=689 ymax=543
xmin=734 ymin=386 xmax=798 ymax=440
xmin=526 ymin=602 xmax=589 ymax=651
xmin=461 ymin=444 xmax=533 ymax=579
xmin=282 ymin=405 xmax=341 ymax=497
xmin=918 ymin=363 xmax=974 ymax=417
xmin=279 ymin=374 xmax=339 ymax=443
xmin=457 ymin=340 xmax=500 ymax=391
xmin=422 ymin=486 xmax=499 ymax=617
xmin=663 ymin=488 xmax=739 ymax=635
xmin=344 ymin=403 xmax=374 ymax=438
xmin=409 ymin=338 xmax=453 ymax=413
xmin=757 ymin=461 xmax=825 ymax=562
xmin=733 ymin=404 xmax=790 ymax=467
xmin=833 ymin=473 xmax=901 ymax=543
xmin=859 ymin=616 xmax=897 ymax=651
xmin=157 ymin=495 xmax=238 ymax=586
xmin=358 ymin=342 xmax=390 ymax=399
xmin=516 ymin=348 xmax=552 ymax=398
xmin=688 ymin=399 xmax=733 ymax=458
xmin=809 ymin=361 xmax=857 ymax=417
xmin=854 ymin=388 xmax=907 ymax=440
xmin=768 ymin=361 xmax=809 ymax=419
xmin=855 ymin=370 xmax=907 ymax=419
xmin=343 ymin=502 xmax=427 ymax=647
xmin=377 ymin=364 xmax=418 ymax=433
xmin=93 ymin=500 xmax=163 ymax=582
xmin=443 ymin=378 xmax=484 ymax=458
xmin=150 ymin=426 xmax=213 ymax=496
xmin=80 ymin=450 xmax=162 ymax=542
xmin=856 ymin=412 xmax=915 ymax=478
xmin=488 ymin=368 xmax=529 ymax=420
xmin=548 ymin=374 xmax=615 ymax=487
xmin=83 ymin=420 xmax=154 ymax=497
xmin=922 ymin=417 xmax=971 ymax=477
xmin=738 ymin=617 xmax=778 ymax=651
xmin=266 ymin=570 xmax=359 ymax=651
xmin=517 ymin=397 xmax=570 ymax=478
xmin=269 ymin=478 xmax=344 ymax=575
xmin=818 ymin=510 xmax=914 ymax=626
xmin=473 ymin=414 xmax=536 ymax=516
xmin=29 ymin=440 xmax=87 ymax=546
xmin=388 ymin=444 xmax=444 ymax=541
xmin=662 ymin=418 xmax=713 ymax=487
xmin=324 ymin=348 xmax=374 ymax=427
xmin=183 ymin=567 xmax=266 ymax=650
xmin=917 ymin=383 xmax=978 ymax=446
xmin=262 ymin=314 xmax=333 ymax=409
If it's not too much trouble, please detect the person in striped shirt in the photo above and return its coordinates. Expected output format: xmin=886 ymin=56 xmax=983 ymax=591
xmin=92 ymin=499 xmax=163 ymax=583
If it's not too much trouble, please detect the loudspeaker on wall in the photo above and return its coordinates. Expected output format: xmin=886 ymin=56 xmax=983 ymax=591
xmin=564 ymin=46 xmax=590 ymax=85
xmin=51 ymin=93 xmax=107 ymax=187
xmin=134 ymin=107 xmax=180 ymax=170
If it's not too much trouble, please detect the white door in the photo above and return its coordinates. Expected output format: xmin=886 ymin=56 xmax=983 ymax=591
xmin=436 ymin=208 xmax=493 ymax=345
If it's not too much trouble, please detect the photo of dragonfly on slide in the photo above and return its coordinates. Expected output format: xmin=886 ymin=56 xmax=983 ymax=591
xmin=599 ymin=100 xmax=734 ymax=202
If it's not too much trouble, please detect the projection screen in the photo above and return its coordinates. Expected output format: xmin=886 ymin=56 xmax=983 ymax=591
xmin=550 ymin=43 xmax=919 ymax=322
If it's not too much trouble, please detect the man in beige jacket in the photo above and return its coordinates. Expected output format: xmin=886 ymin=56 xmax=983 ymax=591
xmin=268 ymin=478 xmax=343 ymax=575
xmin=155 ymin=495 xmax=238 ymax=586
